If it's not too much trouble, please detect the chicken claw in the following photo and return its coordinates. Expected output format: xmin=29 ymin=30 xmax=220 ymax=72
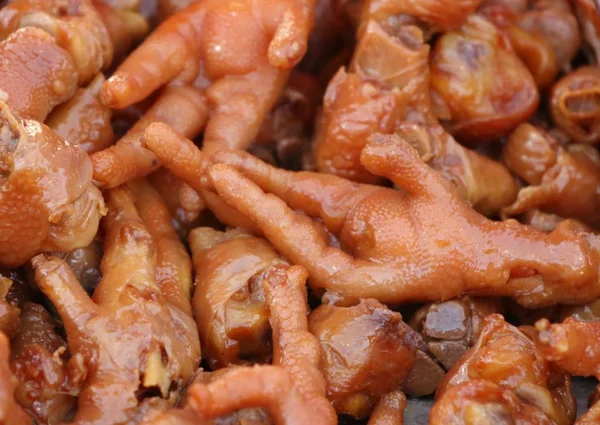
xmin=31 ymin=186 xmax=200 ymax=424
xmin=367 ymin=391 xmax=406 ymax=425
xmin=0 ymin=101 xmax=104 ymax=267
xmin=0 ymin=332 xmax=32 ymax=425
xmin=197 ymin=134 xmax=600 ymax=307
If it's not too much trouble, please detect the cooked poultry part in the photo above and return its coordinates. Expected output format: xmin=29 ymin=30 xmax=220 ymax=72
xmin=149 ymin=129 xmax=600 ymax=307
xmin=2 ymin=268 xmax=34 ymax=308
xmin=519 ymin=210 xmax=593 ymax=233
xmin=557 ymin=298 xmax=600 ymax=322
xmin=0 ymin=276 xmax=20 ymax=337
xmin=313 ymin=17 xmax=517 ymax=214
xmin=430 ymin=15 xmax=539 ymax=143
xmin=366 ymin=391 xmax=406 ymax=425
xmin=30 ymin=186 xmax=200 ymax=424
xmin=574 ymin=0 xmax=600 ymax=63
xmin=92 ymin=0 xmax=148 ymax=62
xmin=0 ymin=102 xmax=105 ymax=267
xmin=92 ymin=85 xmax=207 ymax=189
xmin=101 ymin=0 xmax=316 ymax=158
xmin=0 ymin=332 xmax=32 ymax=425
xmin=46 ymin=74 xmax=114 ymax=154
xmin=432 ymin=314 xmax=575 ymax=425
xmin=410 ymin=297 xmax=502 ymax=370
xmin=53 ymin=239 xmax=103 ymax=294
xmin=0 ymin=27 xmax=77 ymax=122
xmin=185 ymin=264 xmax=336 ymax=425
xmin=0 ymin=0 xmax=112 ymax=84
xmin=11 ymin=303 xmax=82 ymax=425
xmin=149 ymin=168 xmax=204 ymax=240
xmin=502 ymin=123 xmax=600 ymax=228
xmin=358 ymin=0 xmax=482 ymax=32
xmin=308 ymin=299 xmax=421 ymax=417
xmin=550 ymin=66 xmax=600 ymax=145
xmin=189 ymin=227 xmax=284 ymax=368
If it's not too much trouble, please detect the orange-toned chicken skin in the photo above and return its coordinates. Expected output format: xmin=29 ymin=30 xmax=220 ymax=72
xmin=366 ymin=391 xmax=406 ymax=425
xmin=0 ymin=27 xmax=77 ymax=121
xmin=46 ymin=73 xmax=115 ymax=154
xmin=574 ymin=0 xmax=600 ymax=63
xmin=146 ymin=127 xmax=600 ymax=308
xmin=100 ymin=0 xmax=316 ymax=172
xmin=0 ymin=332 xmax=32 ymax=425
xmin=313 ymin=17 xmax=517 ymax=215
xmin=189 ymin=227 xmax=285 ymax=368
xmin=432 ymin=314 xmax=575 ymax=425
xmin=0 ymin=276 xmax=20 ymax=337
xmin=11 ymin=303 xmax=82 ymax=425
xmin=308 ymin=299 xmax=420 ymax=418
xmin=430 ymin=15 xmax=539 ymax=143
xmin=30 ymin=187 xmax=200 ymax=425
xmin=550 ymin=66 xmax=600 ymax=145
xmin=502 ymin=123 xmax=600 ymax=228
xmin=0 ymin=102 xmax=105 ymax=267
xmin=0 ymin=0 xmax=113 ymax=84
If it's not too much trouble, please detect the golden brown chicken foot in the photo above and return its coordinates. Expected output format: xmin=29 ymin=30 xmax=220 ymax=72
xmin=11 ymin=302 xmax=82 ymax=425
xmin=189 ymin=227 xmax=282 ymax=368
xmin=101 ymin=0 xmax=315 ymax=153
xmin=46 ymin=73 xmax=114 ymax=154
xmin=143 ymin=123 xmax=256 ymax=231
xmin=91 ymin=85 xmax=208 ymax=188
xmin=534 ymin=318 xmax=600 ymax=378
xmin=187 ymin=365 xmax=331 ymax=425
xmin=0 ymin=0 xmax=113 ymax=84
xmin=501 ymin=124 xmax=600 ymax=228
xmin=204 ymin=135 xmax=600 ymax=307
xmin=0 ymin=27 xmax=77 ymax=121
xmin=366 ymin=391 xmax=406 ymax=425
xmin=0 ymin=101 xmax=104 ymax=267
xmin=127 ymin=178 xmax=193 ymax=316
xmin=550 ymin=66 xmax=600 ymax=145
xmin=261 ymin=265 xmax=336 ymax=423
xmin=434 ymin=315 xmax=575 ymax=425
xmin=31 ymin=187 xmax=200 ymax=425
xmin=0 ymin=332 xmax=32 ymax=425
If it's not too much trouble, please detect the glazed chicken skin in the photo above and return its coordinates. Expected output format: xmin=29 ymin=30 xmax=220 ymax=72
xmin=0 ymin=101 xmax=105 ymax=268
xmin=430 ymin=14 xmax=539 ymax=143
xmin=431 ymin=314 xmax=575 ymax=425
xmin=92 ymin=0 xmax=316 ymax=190
xmin=313 ymin=11 xmax=517 ymax=215
xmin=550 ymin=66 xmax=600 ymax=145
xmin=308 ymin=299 xmax=421 ymax=418
xmin=501 ymin=123 xmax=600 ymax=228
xmin=189 ymin=228 xmax=286 ymax=369
xmin=11 ymin=302 xmax=82 ymax=425
xmin=574 ymin=0 xmax=600 ymax=63
xmin=143 ymin=264 xmax=336 ymax=425
xmin=30 ymin=185 xmax=200 ymax=425
xmin=145 ymin=124 xmax=600 ymax=308
xmin=366 ymin=390 xmax=406 ymax=425
xmin=0 ymin=275 xmax=20 ymax=337
xmin=0 ymin=27 xmax=77 ymax=122
xmin=0 ymin=332 xmax=32 ymax=425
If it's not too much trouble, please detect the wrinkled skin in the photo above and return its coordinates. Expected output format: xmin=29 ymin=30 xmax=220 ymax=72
xmin=0 ymin=332 xmax=32 ymax=425
xmin=11 ymin=303 xmax=82 ymax=425
xmin=95 ymin=0 xmax=316 ymax=189
xmin=410 ymin=297 xmax=502 ymax=370
xmin=30 ymin=186 xmax=200 ymax=425
xmin=432 ymin=315 xmax=575 ymax=425
xmin=0 ymin=27 xmax=77 ymax=121
xmin=430 ymin=15 xmax=539 ymax=143
xmin=550 ymin=66 xmax=600 ymax=145
xmin=366 ymin=390 xmax=406 ymax=425
xmin=146 ymin=125 xmax=600 ymax=308
xmin=313 ymin=17 xmax=517 ymax=215
xmin=0 ymin=0 xmax=113 ymax=84
xmin=189 ymin=228 xmax=285 ymax=369
xmin=46 ymin=74 xmax=115 ymax=154
xmin=502 ymin=123 xmax=600 ymax=228
xmin=144 ymin=265 xmax=336 ymax=425
xmin=308 ymin=299 xmax=421 ymax=418
xmin=54 ymin=239 xmax=103 ymax=294
xmin=0 ymin=102 xmax=105 ymax=267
